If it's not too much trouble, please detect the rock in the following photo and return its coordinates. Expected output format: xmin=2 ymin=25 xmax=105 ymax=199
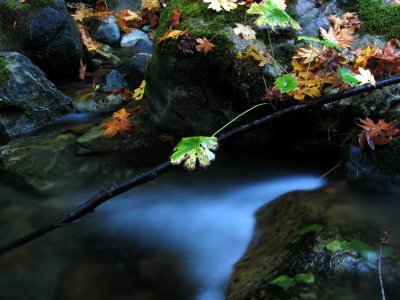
xmin=0 ymin=52 xmax=73 ymax=142
xmin=341 ymin=136 xmax=400 ymax=186
xmin=129 ymin=53 xmax=152 ymax=85
xmin=120 ymin=29 xmax=150 ymax=48
xmin=295 ymin=0 xmax=336 ymax=37
xmin=0 ymin=0 xmax=83 ymax=82
xmin=227 ymin=182 xmax=400 ymax=300
xmin=0 ymin=124 xmax=140 ymax=194
xmin=89 ymin=16 xmax=121 ymax=46
xmin=77 ymin=113 xmax=172 ymax=164
xmin=132 ymin=39 xmax=153 ymax=55
xmin=88 ymin=43 xmax=121 ymax=69
xmin=101 ymin=70 xmax=128 ymax=93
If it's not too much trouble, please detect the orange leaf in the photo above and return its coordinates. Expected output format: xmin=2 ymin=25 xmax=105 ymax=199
xmin=195 ymin=37 xmax=215 ymax=54
xmin=358 ymin=117 xmax=400 ymax=149
xmin=102 ymin=108 xmax=133 ymax=138
xmin=76 ymin=23 xmax=99 ymax=51
xmin=171 ymin=8 xmax=182 ymax=26
xmin=79 ymin=59 xmax=86 ymax=80
xmin=158 ymin=29 xmax=185 ymax=44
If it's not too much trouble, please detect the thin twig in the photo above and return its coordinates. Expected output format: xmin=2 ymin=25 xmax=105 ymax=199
xmin=378 ymin=230 xmax=391 ymax=300
xmin=0 ymin=75 xmax=400 ymax=256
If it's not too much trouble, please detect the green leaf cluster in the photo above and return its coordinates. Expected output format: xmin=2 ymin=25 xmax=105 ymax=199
xmin=275 ymin=74 xmax=298 ymax=93
xmin=298 ymin=36 xmax=342 ymax=52
xmin=247 ymin=1 xmax=301 ymax=30
xmin=338 ymin=67 xmax=360 ymax=87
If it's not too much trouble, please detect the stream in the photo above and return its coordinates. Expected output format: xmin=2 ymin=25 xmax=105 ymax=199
xmin=0 ymin=144 xmax=325 ymax=300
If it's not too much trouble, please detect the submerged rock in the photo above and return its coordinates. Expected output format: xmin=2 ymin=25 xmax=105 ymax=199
xmin=0 ymin=0 xmax=83 ymax=82
xmin=88 ymin=43 xmax=121 ymax=69
xmin=102 ymin=70 xmax=128 ymax=93
xmin=0 ymin=52 xmax=73 ymax=142
xmin=227 ymin=182 xmax=400 ymax=300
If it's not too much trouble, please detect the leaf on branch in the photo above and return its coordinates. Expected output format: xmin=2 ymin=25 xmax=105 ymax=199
xmin=196 ymin=37 xmax=215 ymax=54
xmin=355 ymin=67 xmax=376 ymax=86
xmin=358 ymin=117 xmax=400 ymax=149
xmin=203 ymin=0 xmax=238 ymax=12
xmin=247 ymin=1 xmax=301 ymax=30
xmin=171 ymin=136 xmax=219 ymax=170
xmin=133 ymin=80 xmax=146 ymax=100
xmin=338 ymin=67 xmax=359 ymax=87
xmin=233 ymin=23 xmax=257 ymax=40
xmin=275 ymin=74 xmax=298 ymax=93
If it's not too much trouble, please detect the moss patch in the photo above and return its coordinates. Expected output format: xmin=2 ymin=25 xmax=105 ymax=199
xmin=357 ymin=0 xmax=400 ymax=40
xmin=0 ymin=58 xmax=10 ymax=86
xmin=1 ymin=0 xmax=54 ymax=11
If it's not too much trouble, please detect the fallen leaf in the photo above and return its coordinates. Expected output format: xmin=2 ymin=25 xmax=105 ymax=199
xmin=203 ymin=0 xmax=238 ymax=12
xmin=358 ymin=117 xmax=400 ymax=149
xmin=158 ymin=29 xmax=185 ymax=43
xmin=141 ymin=0 xmax=161 ymax=11
xmin=133 ymin=80 xmax=146 ymax=100
xmin=241 ymin=45 xmax=269 ymax=67
xmin=233 ymin=23 xmax=256 ymax=40
xmin=79 ymin=59 xmax=86 ymax=80
xmin=292 ymin=45 xmax=320 ymax=64
xmin=195 ymin=37 xmax=215 ymax=54
xmin=76 ymin=23 xmax=99 ymax=51
xmin=102 ymin=108 xmax=133 ymax=138
xmin=171 ymin=8 xmax=182 ymax=26
xmin=355 ymin=67 xmax=376 ymax=86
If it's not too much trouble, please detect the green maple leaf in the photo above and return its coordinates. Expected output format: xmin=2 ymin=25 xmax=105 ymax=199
xmin=298 ymin=36 xmax=342 ymax=52
xmin=247 ymin=1 xmax=301 ymax=30
xmin=275 ymin=74 xmax=298 ymax=93
xmin=338 ymin=67 xmax=360 ymax=87
xmin=170 ymin=136 xmax=218 ymax=171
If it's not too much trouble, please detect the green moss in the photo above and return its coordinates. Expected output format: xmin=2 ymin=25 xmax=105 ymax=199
xmin=154 ymin=0 xmax=249 ymax=60
xmin=0 ymin=58 xmax=10 ymax=86
xmin=356 ymin=0 xmax=400 ymax=40
xmin=0 ymin=0 xmax=54 ymax=12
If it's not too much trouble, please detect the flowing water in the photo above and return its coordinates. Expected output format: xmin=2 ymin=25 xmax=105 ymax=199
xmin=0 ymin=146 xmax=325 ymax=300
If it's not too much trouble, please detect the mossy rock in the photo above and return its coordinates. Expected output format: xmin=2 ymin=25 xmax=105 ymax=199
xmin=0 ymin=58 xmax=10 ymax=86
xmin=356 ymin=0 xmax=400 ymax=40
xmin=227 ymin=181 xmax=400 ymax=300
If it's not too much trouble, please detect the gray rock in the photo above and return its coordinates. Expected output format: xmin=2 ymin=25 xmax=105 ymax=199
xmin=295 ymin=0 xmax=337 ymax=37
xmin=120 ymin=29 xmax=150 ymax=48
xmin=227 ymin=182 xmax=400 ymax=300
xmin=129 ymin=53 xmax=152 ymax=85
xmin=101 ymin=70 xmax=127 ymax=93
xmin=90 ymin=15 xmax=121 ymax=46
xmin=0 ymin=0 xmax=83 ymax=82
xmin=132 ymin=39 xmax=153 ymax=55
xmin=0 ymin=52 xmax=73 ymax=142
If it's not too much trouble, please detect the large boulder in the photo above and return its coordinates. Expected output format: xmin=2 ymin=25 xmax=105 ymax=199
xmin=227 ymin=182 xmax=400 ymax=300
xmin=0 ymin=0 xmax=83 ymax=82
xmin=0 ymin=52 xmax=73 ymax=142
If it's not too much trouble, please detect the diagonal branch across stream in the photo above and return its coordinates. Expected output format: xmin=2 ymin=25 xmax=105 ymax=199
xmin=1 ymin=74 xmax=400 ymax=256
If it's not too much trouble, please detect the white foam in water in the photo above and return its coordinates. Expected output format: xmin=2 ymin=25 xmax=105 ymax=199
xmin=100 ymin=176 xmax=324 ymax=300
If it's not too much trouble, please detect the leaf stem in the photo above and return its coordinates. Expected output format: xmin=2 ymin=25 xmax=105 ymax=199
xmin=266 ymin=28 xmax=278 ymax=77
xmin=211 ymin=103 xmax=267 ymax=137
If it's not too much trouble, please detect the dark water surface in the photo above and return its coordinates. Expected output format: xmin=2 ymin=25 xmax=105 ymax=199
xmin=0 ymin=150 xmax=325 ymax=300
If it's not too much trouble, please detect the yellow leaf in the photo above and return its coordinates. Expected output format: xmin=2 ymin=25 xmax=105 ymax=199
xmin=133 ymin=80 xmax=146 ymax=100
xmin=203 ymin=0 xmax=237 ymax=12
xmin=158 ymin=29 xmax=186 ymax=44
